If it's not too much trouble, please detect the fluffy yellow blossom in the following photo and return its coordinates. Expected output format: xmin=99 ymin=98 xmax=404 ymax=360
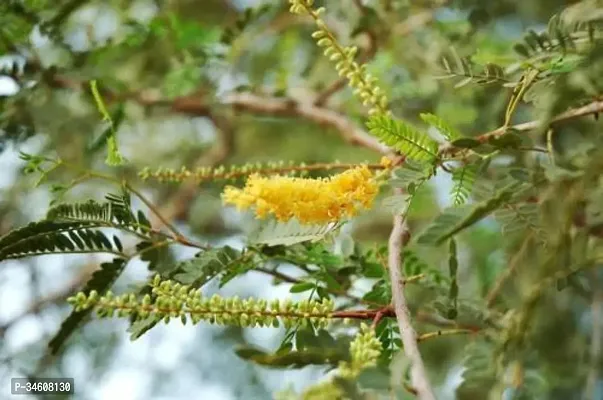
xmin=221 ymin=165 xmax=379 ymax=224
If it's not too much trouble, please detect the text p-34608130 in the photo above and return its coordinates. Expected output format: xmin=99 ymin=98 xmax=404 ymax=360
xmin=11 ymin=378 xmax=74 ymax=395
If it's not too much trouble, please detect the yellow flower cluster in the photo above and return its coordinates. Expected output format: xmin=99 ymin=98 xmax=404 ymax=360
xmin=221 ymin=165 xmax=379 ymax=224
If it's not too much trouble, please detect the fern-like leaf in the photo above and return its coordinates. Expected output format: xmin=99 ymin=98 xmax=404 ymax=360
xmin=47 ymin=192 xmax=151 ymax=235
xmin=170 ymin=246 xmax=251 ymax=288
xmin=494 ymin=203 xmax=544 ymax=239
xmin=48 ymin=257 xmax=128 ymax=354
xmin=456 ymin=341 xmax=497 ymax=395
xmin=419 ymin=113 xmax=462 ymax=141
xmin=415 ymin=206 xmax=471 ymax=246
xmin=251 ymin=219 xmax=338 ymax=247
xmin=0 ymin=221 xmax=124 ymax=261
xmin=417 ymin=184 xmax=519 ymax=245
xmin=366 ymin=115 xmax=439 ymax=162
xmin=389 ymin=160 xmax=433 ymax=189
xmin=451 ymin=164 xmax=479 ymax=206
xmin=513 ymin=12 xmax=601 ymax=62
xmin=439 ymin=49 xmax=507 ymax=87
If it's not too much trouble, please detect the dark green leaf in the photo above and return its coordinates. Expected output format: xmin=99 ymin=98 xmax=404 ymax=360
xmin=289 ymin=282 xmax=315 ymax=293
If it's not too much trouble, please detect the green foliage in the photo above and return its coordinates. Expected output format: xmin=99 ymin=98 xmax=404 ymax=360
xmin=235 ymin=346 xmax=344 ymax=368
xmin=439 ymin=50 xmax=507 ymax=88
xmin=49 ymin=257 xmax=128 ymax=354
xmin=236 ymin=329 xmax=348 ymax=369
xmin=0 ymin=221 xmax=123 ymax=260
xmin=494 ymin=203 xmax=544 ymax=239
xmin=388 ymin=160 xmax=434 ymax=191
xmin=417 ymin=183 xmax=521 ymax=245
xmin=450 ymin=163 xmax=480 ymax=206
xmin=366 ymin=115 xmax=439 ymax=162
xmin=250 ymin=218 xmax=339 ymax=247
xmin=221 ymin=5 xmax=272 ymax=45
xmin=46 ymin=196 xmax=147 ymax=233
xmin=420 ymin=113 xmax=462 ymax=141
xmin=512 ymin=13 xmax=601 ymax=62
xmin=3 ymin=0 xmax=603 ymax=398
xmin=89 ymin=80 xmax=125 ymax=166
xmin=456 ymin=341 xmax=497 ymax=396
xmin=170 ymin=246 xmax=253 ymax=287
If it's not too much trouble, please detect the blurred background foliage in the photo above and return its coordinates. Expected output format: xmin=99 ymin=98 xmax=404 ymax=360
xmin=0 ymin=0 xmax=603 ymax=399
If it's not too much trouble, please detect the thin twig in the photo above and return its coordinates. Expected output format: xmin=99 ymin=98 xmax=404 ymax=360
xmin=40 ymin=69 xmax=603 ymax=159
xmin=440 ymin=100 xmax=603 ymax=156
xmin=223 ymin=92 xmax=390 ymax=154
xmin=416 ymin=328 xmax=476 ymax=342
xmin=387 ymin=192 xmax=436 ymax=400
xmin=371 ymin=305 xmax=393 ymax=329
xmin=124 ymin=182 xmax=209 ymax=250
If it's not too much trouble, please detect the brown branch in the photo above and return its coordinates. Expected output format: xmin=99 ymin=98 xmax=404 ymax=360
xmin=44 ymin=69 xmax=603 ymax=163
xmin=44 ymin=68 xmax=390 ymax=155
xmin=440 ymin=100 xmax=603 ymax=156
xmin=371 ymin=305 xmax=393 ymax=329
xmin=488 ymin=100 xmax=603 ymax=136
xmin=387 ymin=196 xmax=436 ymax=400
xmin=416 ymin=328 xmax=476 ymax=342
xmin=222 ymin=92 xmax=390 ymax=154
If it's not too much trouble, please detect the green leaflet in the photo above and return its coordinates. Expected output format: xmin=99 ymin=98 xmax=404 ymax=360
xmin=494 ymin=203 xmax=544 ymax=240
xmin=250 ymin=218 xmax=338 ymax=247
xmin=415 ymin=206 xmax=471 ymax=246
xmin=237 ymin=328 xmax=347 ymax=368
xmin=90 ymin=80 xmax=126 ymax=166
xmin=420 ymin=113 xmax=462 ymax=141
xmin=127 ymin=315 xmax=159 ymax=341
xmin=46 ymin=192 xmax=153 ymax=238
xmin=388 ymin=159 xmax=433 ymax=190
xmin=417 ymin=184 xmax=519 ymax=245
xmin=451 ymin=163 xmax=479 ymax=206
xmin=366 ymin=115 xmax=439 ymax=162
xmin=235 ymin=346 xmax=345 ymax=368
xmin=439 ymin=47 xmax=507 ymax=87
xmin=49 ymin=257 xmax=128 ymax=354
xmin=456 ymin=341 xmax=497 ymax=396
xmin=170 ymin=246 xmax=251 ymax=287
xmin=0 ymin=221 xmax=123 ymax=261
xmin=135 ymin=239 xmax=173 ymax=273
xmin=47 ymin=199 xmax=144 ymax=231
xmin=0 ymin=191 xmax=148 ymax=261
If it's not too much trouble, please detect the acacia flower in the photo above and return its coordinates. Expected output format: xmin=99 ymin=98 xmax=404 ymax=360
xmin=221 ymin=165 xmax=379 ymax=224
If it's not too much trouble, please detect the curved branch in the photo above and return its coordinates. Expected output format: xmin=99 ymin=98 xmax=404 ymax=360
xmin=387 ymin=199 xmax=436 ymax=400
xmin=222 ymin=92 xmax=390 ymax=154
